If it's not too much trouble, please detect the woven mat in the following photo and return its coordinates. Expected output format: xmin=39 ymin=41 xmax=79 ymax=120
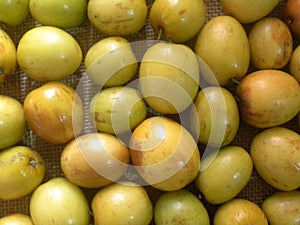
xmin=0 ymin=0 xmax=298 ymax=224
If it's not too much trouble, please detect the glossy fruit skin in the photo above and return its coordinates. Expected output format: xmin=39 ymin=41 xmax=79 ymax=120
xmin=17 ymin=26 xmax=82 ymax=82
xmin=89 ymin=86 xmax=147 ymax=134
xmin=87 ymin=0 xmax=147 ymax=36
xmin=0 ymin=146 xmax=46 ymax=200
xmin=0 ymin=213 xmax=34 ymax=225
xmin=29 ymin=0 xmax=87 ymax=29
xmin=195 ymin=146 xmax=253 ymax=204
xmin=250 ymin=127 xmax=300 ymax=191
xmin=190 ymin=86 xmax=240 ymax=147
xmin=262 ymin=191 xmax=300 ymax=225
xmin=0 ymin=0 xmax=29 ymax=26
xmin=139 ymin=42 xmax=199 ymax=114
xmin=221 ymin=0 xmax=279 ymax=24
xmin=0 ymin=95 xmax=26 ymax=150
xmin=236 ymin=69 xmax=300 ymax=128
xmin=129 ymin=116 xmax=200 ymax=191
xmin=195 ymin=15 xmax=250 ymax=86
xmin=283 ymin=0 xmax=300 ymax=39
xmin=30 ymin=177 xmax=90 ymax=225
xmin=248 ymin=17 xmax=293 ymax=69
xmin=23 ymin=81 xmax=84 ymax=145
xmin=154 ymin=189 xmax=210 ymax=225
xmin=85 ymin=36 xmax=138 ymax=87
xmin=214 ymin=198 xmax=268 ymax=225
xmin=0 ymin=29 xmax=17 ymax=83
xmin=149 ymin=0 xmax=206 ymax=43
xmin=92 ymin=182 xmax=153 ymax=225
xmin=61 ymin=132 xmax=130 ymax=188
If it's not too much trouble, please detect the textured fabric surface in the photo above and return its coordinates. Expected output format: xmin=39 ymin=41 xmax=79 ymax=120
xmin=0 ymin=0 xmax=298 ymax=224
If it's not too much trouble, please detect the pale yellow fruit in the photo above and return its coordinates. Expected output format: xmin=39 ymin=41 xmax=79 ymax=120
xmin=0 ymin=146 xmax=46 ymax=200
xmin=149 ymin=0 xmax=206 ymax=43
xmin=221 ymin=0 xmax=280 ymax=24
xmin=61 ymin=132 xmax=129 ymax=188
xmin=262 ymin=191 xmax=300 ymax=225
xmin=0 ymin=95 xmax=26 ymax=150
xmin=190 ymin=86 xmax=240 ymax=147
xmin=92 ymin=182 xmax=153 ymax=225
xmin=24 ymin=81 xmax=84 ymax=145
xmin=195 ymin=146 xmax=253 ymax=204
xmin=85 ymin=36 xmax=137 ymax=87
xmin=289 ymin=44 xmax=300 ymax=82
xmin=139 ymin=42 xmax=199 ymax=114
xmin=0 ymin=213 xmax=33 ymax=225
xmin=30 ymin=177 xmax=90 ymax=225
xmin=87 ymin=0 xmax=147 ymax=36
xmin=195 ymin=15 xmax=250 ymax=86
xmin=17 ymin=26 xmax=82 ymax=81
xmin=248 ymin=17 xmax=293 ymax=69
xmin=250 ymin=127 xmax=300 ymax=191
xmin=214 ymin=198 xmax=268 ymax=225
xmin=129 ymin=116 xmax=200 ymax=191
xmin=0 ymin=0 xmax=29 ymax=26
xmin=236 ymin=69 xmax=300 ymax=128
xmin=0 ymin=29 xmax=17 ymax=83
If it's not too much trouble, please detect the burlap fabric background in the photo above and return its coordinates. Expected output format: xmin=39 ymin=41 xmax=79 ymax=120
xmin=0 ymin=0 xmax=298 ymax=224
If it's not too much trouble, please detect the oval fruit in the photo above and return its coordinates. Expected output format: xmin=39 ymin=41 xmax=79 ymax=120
xmin=248 ymin=17 xmax=293 ymax=69
xmin=61 ymin=132 xmax=129 ymax=188
xmin=262 ymin=191 xmax=300 ymax=225
xmin=214 ymin=198 xmax=268 ymax=225
xmin=236 ymin=69 xmax=300 ymax=128
xmin=0 ymin=95 xmax=26 ymax=150
xmin=0 ymin=146 xmax=46 ymax=200
xmin=190 ymin=86 xmax=240 ymax=147
xmin=0 ymin=29 xmax=17 ymax=83
xmin=289 ymin=44 xmax=300 ymax=82
xmin=149 ymin=0 xmax=206 ymax=43
xmin=195 ymin=146 xmax=253 ymax=204
xmin=221 ymin=0 xmax=279 ymax=24
xmin=129 ymin=116 xmax=200 ymax=191
xmin=250 ymin=127 xmax=300 ymax=191
xmin=17 ymin=26 xmax=82 ymax=81
xmin=283 ymin=0 xmax=300 ymax=39
xmin=195 ymin=15 xmax=250 ymax=86
xmin=87 ymin=0 xmax=147 ymax=36
xmin=85 ymin=36 xmax=138 ymax=87
xmin=29 ymin=0 xmax=87 ymax=28
xmin=139 ymin=42 xmax=199 ymax=114
xmin=0 ymin=0 xmax=29 ymax=26
xmin=30 ymin=177 xmax=90 ymax=225
xmin=92 ymin=182 xmax=153 ymax=225
xmin=24 ymin=81 xmax=84 ymax=145
xmin=0 ymin=213 xmax=33 ymax=225
xmin=154 ymin=189 xmax=210 ymax=225
xmin=89 ymin=86 xmax=147 ymax=135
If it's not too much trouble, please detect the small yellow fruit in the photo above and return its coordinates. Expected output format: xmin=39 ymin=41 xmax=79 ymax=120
xmin=0 ymin=213 xmax=33 ymax=225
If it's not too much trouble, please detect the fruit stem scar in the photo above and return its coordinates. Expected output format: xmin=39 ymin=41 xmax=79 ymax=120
xmin=29 ymin=157 xmax=37 ymax=167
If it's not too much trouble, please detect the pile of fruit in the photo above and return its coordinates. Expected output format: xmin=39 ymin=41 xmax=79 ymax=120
xmin=0 ymin=0 xmax=299 ymax=225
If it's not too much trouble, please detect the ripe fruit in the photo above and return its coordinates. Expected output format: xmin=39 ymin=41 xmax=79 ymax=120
xmin=23 ymin=81 xmax=84 ymax=145
xmin=29 ymin=0 xmax=87 ymax=28
xmin=30 ymin=177 xmax=90 ymax=225
xmin=129 ymin=116 xmax=200 ymax=191
xmin=248 ymin=17 xmax=293 ymax=69
xmin=0 ymin=29 xmax=17 ymax=83
xmin=195 ymin=15 xmax=250 ymax=86
xmin=0 ymin=146 xmax=46 ymax=200
xmin=17 ymin=26 xmax=82 ymax=82
xmin=283 ymin=0 xmax=300 ymax=39
xmin=0 ymin=0 xmax=29 ymax=26
xmin=149 ymin=0 xmax=206 ymax=43
xmin=289 ymin=44 xmax=300 ymax=82
xmin=85 ymin=36 xmax=138 ymax=87
xmin=0 ymin=213 xmax=33 ymax=225
xmin=92 ymin=182 xmax=153 ymax=225
xmin=87 ymin=0 xmax=147 ymax=36
xmin=139 ymin=42 xmax=199 ymax=114
xmin=0 ymin=95 xmax=26 ymax=150
xmin=154 ymin=189 xmax=210 ymax=225
xmin=236 ymin=69 xmax=300 ymax=128
xmin=250 ymin=127 xmax=300 ymax=191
